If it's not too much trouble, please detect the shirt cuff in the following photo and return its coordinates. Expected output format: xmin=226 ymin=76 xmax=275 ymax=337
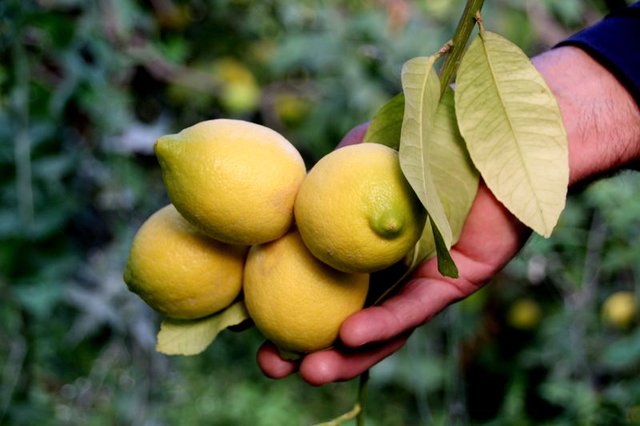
xmin=556 ymin=4 xmax=640 ymax=106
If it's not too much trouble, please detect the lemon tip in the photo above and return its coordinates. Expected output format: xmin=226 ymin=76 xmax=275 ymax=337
xmin=369 ymin=210 xmax=405 ymax=239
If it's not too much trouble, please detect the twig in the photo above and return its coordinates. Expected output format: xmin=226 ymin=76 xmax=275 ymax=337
xmin=438 ymin=0 xmax=485 ymax=98
xmin=313 ymin=371 xmax=369 ymax=426
xmin=0 ymin=338 xmax=26 ymax=423
xmin=12 ymin=39 xmax=34 ymax=231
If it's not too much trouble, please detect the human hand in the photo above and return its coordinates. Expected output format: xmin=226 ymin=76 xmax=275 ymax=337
xmin=256 ymin=123 xmax=531 ymax=385
xmin=257 ymin=44 xmax=640 ymax=385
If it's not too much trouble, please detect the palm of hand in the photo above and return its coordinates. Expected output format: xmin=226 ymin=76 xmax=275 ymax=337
xmin=257 ymin=125 xmax=530 ymax=385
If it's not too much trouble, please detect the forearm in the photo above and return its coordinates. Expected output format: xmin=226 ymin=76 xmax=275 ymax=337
xmin=532 ymin=46 xmax=640 ymax=187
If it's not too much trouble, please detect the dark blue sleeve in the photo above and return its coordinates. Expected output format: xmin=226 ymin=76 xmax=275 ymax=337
xmin=557 ymin=1 xmax=640 ymax=106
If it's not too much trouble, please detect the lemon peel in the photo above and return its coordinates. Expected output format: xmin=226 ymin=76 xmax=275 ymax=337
xmin=294 ymin=143 xmax=426 ymax=273
xmin=123 ymin=205 xmax=248 ymax=320
xmin=243 ymin=230 xmax=369 ymax=353
xmin=155 ymin=119 xmax=306 ymax=245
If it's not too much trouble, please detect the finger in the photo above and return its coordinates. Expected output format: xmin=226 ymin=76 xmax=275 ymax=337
xmin=447 ymin=183 xmax=531 ymax=270
xmin=340 ymin=274 xmax=466 ymax=347
xmin=337 ymin=122 xmax=369 ymax=148
xmin=298 ymin=333 xmax=410 ymax=386
xmin=340 ymin=184 xmax=530 ymax=348
xmin=256 ymin=341 xmax=299 ymax=379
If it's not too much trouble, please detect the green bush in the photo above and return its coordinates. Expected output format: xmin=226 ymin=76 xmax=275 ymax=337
xmin=1 ymin=0 xmax=638 ymax=424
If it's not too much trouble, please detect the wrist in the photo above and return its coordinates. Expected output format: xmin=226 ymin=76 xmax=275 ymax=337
xmin=532 ymin=46 xmax=640 ymax=186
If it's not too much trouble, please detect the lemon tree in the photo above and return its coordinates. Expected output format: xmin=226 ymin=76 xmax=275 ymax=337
xmin=123 ymin=204 xmax=248 ymax=319
xmin=155 ymin=119 xmax=307 ymax=245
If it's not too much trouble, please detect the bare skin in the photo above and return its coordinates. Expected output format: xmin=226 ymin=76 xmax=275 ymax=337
xmin=257 ymin=46 xmax=640 ymax=386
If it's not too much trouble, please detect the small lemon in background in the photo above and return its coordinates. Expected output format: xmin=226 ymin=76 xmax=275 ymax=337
xmin=155 ymin=119 xmax=307 ymax=245
xmin=273 ymin=93 xmax=312 ymax=127
xmin=602 ymin=291 xmax=637 ymax=329
xmin=211 ymin=58 xmax=261 ymax=115
xmin=294 ymin=143 xmax=427 ymax=273
xmin=243 ymin=230 xmax=369 ymax=354
xmin=123 ymin=204 xmax=248 ymax=320
xmin=507 ymin=297 xmax=542 ymax=331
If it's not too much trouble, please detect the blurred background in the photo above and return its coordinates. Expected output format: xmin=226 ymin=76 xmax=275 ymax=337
xmin=2 ymin=0 xmax=639 ymax=424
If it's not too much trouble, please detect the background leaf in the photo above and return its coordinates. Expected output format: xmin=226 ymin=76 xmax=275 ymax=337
xmin=399 ymin=56 xmax=453 ymax=255
xmin=156 ymin=302 xmax=249 ymax=356
xmin=454 ymin=31 xmax=569 ymax=237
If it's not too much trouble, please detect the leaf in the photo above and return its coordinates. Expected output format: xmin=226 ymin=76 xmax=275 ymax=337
xmin=399 ymin=56 xmax=454 ymax=259
xmin=405 ymin=88 xmax=479 ymax=271
xmin=363 ymin=93 xmax=405 ymax=149
xmin=430 ymin=88 xmax=480 ymax=242
xmin=156 ymin=301 xmax=250 ymax=356
xmin=405 ymin=219 xmax=435 ymax=271
xmin=431 ymin=218 xmax=459 ymax=278
xmin=600 ymin=327 xmax=640 ymax=370
xmin=455 ymin=31 xmax=569 ymax=237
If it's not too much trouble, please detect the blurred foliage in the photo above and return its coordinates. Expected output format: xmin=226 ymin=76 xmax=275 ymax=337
xmin=1 ymin=0 xmax=639 ymax=425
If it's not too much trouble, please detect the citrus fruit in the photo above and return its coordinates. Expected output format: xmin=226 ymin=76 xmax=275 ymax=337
xmin=507 ymin=297 xmax=542 ymax=330
xmin=243 ymin=230 xmax=369 ymax=353
xmin=211 ymin=58 xmax=261 ymax=114
xmin=602 ymin=290 xmax=637 ymax=329
xmin=294 ymin=143 xmax=427 ymax=273
xmin=123 ymin=204 xmax=248 ymax=319
xmin=155 ymin=119 xmax=307 ymax=245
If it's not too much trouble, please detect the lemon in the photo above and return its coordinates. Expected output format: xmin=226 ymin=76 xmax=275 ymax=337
xmin=123 ymin=204 xmax=248 ymax=320
xmin=294 ymin=143 xmax=427 ymax=273
xmin=243 ymin=230 xmax=369 ymax=353
xmin=211 ymin=58 xmax=261 ymax=114
xmin=155 ymin=119 xmax=307 ymax=245
xmin=602 ymin=291 xmax=637 ymax=329
xmin=507 ymin=297 xmax=542 ymax=330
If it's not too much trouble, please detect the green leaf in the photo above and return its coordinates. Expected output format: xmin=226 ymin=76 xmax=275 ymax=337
xmin=600 ymin=327 xmax=640 ymax=371
xmin=363 ymin=93 xmax=405 ymax=149
xmin=455 ymin=31 xmax=569 ymax=237
xmin=405 ymin=88 xmax=479 ymax=271
xmin=431 ymin=217 xmax=459 ymax=278
xmin=156 ymin=301 xmax=250 ymax=356
xmin=405 ymin=219 xmax=436 ymax=271
xmin=399 ymin=55 xmax=454 ymax=255
xmin=431 ymin=88 xmax=479 ymax=242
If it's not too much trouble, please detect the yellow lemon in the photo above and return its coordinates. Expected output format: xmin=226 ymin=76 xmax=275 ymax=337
xmin=123 ymin=204 xmax=248 ymax=320
xmin=155 ymin=119 xmax=307 ymax=245
xmin=507 ymin=297 xmax=542 ymax=331
xmin=211 ymin=58 xmax=261 ymax=114
xmin=294 ymin=143 xmax=427 ymax=273
xmin=602 ymin=291 xmax=637 ymax=329
xmin=243 ymin=230 xmax=369 ymax=353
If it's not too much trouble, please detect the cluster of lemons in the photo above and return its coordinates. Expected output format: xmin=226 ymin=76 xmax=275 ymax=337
xmin=123 ymin=119 xmax=426 ymax=354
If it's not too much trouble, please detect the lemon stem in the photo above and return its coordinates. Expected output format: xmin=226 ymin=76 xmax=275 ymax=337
xmin=438 ymin=0 xmax=485 ymax=98
xmin=356 ymin=370 xmax=369 ymax=426
xmin=312 ymin=371 xmax=368 ymax=426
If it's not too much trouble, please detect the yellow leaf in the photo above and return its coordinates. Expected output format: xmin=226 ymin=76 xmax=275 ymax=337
xmin=156 ymin=301 xmax=249 ymax=356
xmin=455 ymin=31 xmax=568 ymax=237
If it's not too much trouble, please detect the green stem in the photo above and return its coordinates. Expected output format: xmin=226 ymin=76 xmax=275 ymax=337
xmin=12 ymin=36 xmax=34 ymax=231
xmin=438 ymin=0 xmax=485 ymax=98
xmin=356 ymin=370 xmax=369 ymax=426
xmin=313 ymin=371 xmax=369 ymax=426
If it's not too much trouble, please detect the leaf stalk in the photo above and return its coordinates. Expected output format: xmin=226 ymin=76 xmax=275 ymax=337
xmin=356 ymin=370 xmax=369 ymax=426
xmin=438 ymin=0 xmax=485 ymax=97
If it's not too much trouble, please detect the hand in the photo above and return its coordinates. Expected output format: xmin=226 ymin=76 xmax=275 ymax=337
xmin=256 ymin=124 xmax=531 ymax=385
xmin=257 ymin=46 xmax=640 ymax=385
